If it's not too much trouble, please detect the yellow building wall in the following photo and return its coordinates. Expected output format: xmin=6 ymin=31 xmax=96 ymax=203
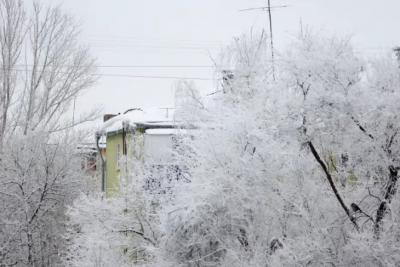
xmin=106 ymin=133 xmax=123 ymax=197
xmin=105 ymin=129 xmax=146 ymax=197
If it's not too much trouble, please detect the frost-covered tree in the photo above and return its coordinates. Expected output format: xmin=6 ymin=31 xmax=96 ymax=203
xmin=155 ymin=32 xmax=297 ymax=266
xmin=0 ymin=0 xmax=96 ymax=265
xmin=0 ymin=132 xmax=84 ymax=266
xmin=277 ymin=31 xmax=400 ymax=266
xmin=64 ymin=135 xmax=160 ymax=267
xmin=154 ymin=31 xmax=400 ymax=266
xmin=64 ymin=30 xmax=400 ymax=266
xmin=0 ymin=0 xmax=96 ymax=144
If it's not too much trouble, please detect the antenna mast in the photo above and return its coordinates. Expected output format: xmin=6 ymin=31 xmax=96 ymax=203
xmin=239 ymin=2 xmax=288 ymax=80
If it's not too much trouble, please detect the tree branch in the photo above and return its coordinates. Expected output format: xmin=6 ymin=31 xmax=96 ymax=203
xmin=374 ymin=165 xmax=398 ymax=238
xmin=116 ymin=229 xmax=156 ymax=246
xmin=351 ymin=116 xmax=374 ymax=140
xmin=308 ymin=141 xmax=359 ymax=231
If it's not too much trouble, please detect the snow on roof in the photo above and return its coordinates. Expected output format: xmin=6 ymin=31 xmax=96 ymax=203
xmin=145 ymin=128 xmax=185 ymax=135
xmin=76 ymin=143 xmax=102 ymax=154
xmin=98 ymin=107 xmax=175 ymax=134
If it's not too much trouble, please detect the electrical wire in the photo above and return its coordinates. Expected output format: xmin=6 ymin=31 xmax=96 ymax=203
xmin=15 ymin=64 xmax=215 ymax=69
xmin=6 ymin=67 xmax=215 ymax=81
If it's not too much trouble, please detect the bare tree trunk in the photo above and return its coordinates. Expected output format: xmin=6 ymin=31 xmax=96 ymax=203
xmin=27 ymin=231 xmax=33 ymax=266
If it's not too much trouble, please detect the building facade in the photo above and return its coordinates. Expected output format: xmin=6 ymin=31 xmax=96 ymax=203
xmin=97 ymin=108 xmax=177 ymax=196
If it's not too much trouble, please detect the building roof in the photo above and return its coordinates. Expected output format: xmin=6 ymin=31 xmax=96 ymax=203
xmin=98 ymin=107 xmax=176 ymax=135
xmin=76 ymin=143 xmax=104 ymax=154
xmin=145 ymin=128 xmax=185 ymax=135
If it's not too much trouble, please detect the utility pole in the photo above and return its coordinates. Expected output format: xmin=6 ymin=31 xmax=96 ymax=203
xmin=240 ymin=2 xmax=287 ymax=80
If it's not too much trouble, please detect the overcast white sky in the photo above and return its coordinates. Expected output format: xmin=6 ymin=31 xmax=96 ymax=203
xmin=39 ymin=0 xmax=400 ymax=119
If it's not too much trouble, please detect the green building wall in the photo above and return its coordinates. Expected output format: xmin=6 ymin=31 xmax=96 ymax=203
xmin=105 ymin=133 xmax=123 ymax=197
xmin=105 ymin=129 xmax=145 ymax=197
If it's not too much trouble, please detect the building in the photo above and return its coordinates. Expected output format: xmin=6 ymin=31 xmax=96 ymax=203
xmin=76 ymin=143 xmax=98 ymax=172
xmin=96 ymin=107 xmax=178 ymax=196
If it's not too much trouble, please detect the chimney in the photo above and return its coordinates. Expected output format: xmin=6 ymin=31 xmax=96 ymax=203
xmin=103 ymin=113 xmax=118 ymax=122
xmin=394 ymin=47 xmax=400 ymax=62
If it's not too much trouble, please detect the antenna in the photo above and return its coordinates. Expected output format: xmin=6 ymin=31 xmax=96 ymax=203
xmin=159 ymin=107 xmax=175 ymax=118
xmin=240 ymin=1 xmax=288 ymax=80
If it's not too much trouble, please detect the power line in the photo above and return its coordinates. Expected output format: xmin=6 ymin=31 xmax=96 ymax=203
xmin=96 ymin=65 xmax=214 ymax=69
xmin=15 ymin=64 xmax=215 ymax=69
xmin=86 ymin=35 xmax=225 ymax=45
xmin=89 ymin=44 xmax=219 ymax=51
xmin=4 ymin=67 xmax=215 ymax=81
xmin=92 ymin=73 xmax=214 ymax=81
xmin=239 ymin=5 xmax=288 ymax=12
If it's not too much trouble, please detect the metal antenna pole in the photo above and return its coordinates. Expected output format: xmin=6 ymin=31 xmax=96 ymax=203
xmin=239 ymin=2 xmax=288 ymax=81
xmin=267 ymin=0 xmax=276 ymax=80
xmin=160 ymin=107 xmax=174 ymax=118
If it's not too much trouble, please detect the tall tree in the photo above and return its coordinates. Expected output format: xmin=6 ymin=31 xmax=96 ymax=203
xmin=155 ymin=31 xmax=400 ymax=266
xmin=0 ymin=0 xmax=25 ymax=147
xmin=0 ymin=0 xmax=96 ymax=265
xmin=0 ymin=0 xmax=96 ymax=141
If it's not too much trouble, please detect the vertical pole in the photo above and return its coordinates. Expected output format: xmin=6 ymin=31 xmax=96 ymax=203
xmin=72 ymin=97 xmax=76 ymax=125
xmin=267 ymin=0 xmax=276 ymax=80
xmin=96 ymin=133 xmax=106 ymax=193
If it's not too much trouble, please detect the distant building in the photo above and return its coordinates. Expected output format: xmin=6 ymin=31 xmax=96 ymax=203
xmin=76 ymin=143 xmax=98 ymax=172
xmin=96 ymin=107 xmax=179 ymax=197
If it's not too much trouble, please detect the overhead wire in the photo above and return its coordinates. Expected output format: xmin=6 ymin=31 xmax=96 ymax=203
xmin=4 ymin=67 xmax=216 ymax=81
xmin=14 ymin=64 xmax=215 ymax=69
xmin=6 ymin=45 xmax=394 ymax=81
xmin=91 ymin=73 xmax=214 ymax=80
